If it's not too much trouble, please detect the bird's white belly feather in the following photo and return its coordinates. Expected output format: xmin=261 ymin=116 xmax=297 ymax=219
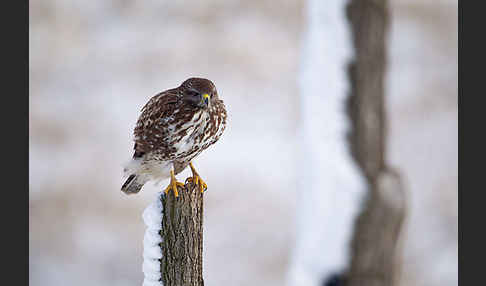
xmin=123 ymin=158 xmax=172 ymax=185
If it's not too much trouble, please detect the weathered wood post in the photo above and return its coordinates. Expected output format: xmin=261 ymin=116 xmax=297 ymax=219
xmin=143 ymin=181 xmax=204 ymax=286
xmin=344 ymin=0 xmax=407 ymax=286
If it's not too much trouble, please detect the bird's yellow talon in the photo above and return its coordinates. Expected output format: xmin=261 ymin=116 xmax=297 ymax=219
xmin=164 ymin=170 xmax=184 ymax=197
xmin=189 ymin=162 xmax=208 ymax=193
xmin=199 ymin=181 xmax=207 ymax=193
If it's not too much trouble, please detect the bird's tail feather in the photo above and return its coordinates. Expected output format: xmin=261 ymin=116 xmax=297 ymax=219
xmin=121 ymin=174 xmax=144 ymax=195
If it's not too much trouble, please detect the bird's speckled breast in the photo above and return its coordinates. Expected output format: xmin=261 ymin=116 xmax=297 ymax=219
xmin=140 ymin=98 xmax=226 ymax=175
xmin=171 ymin=99 xmax=227 ymax=172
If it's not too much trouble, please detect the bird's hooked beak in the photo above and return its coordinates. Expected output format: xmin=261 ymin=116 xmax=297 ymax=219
xmin=200 ymin=93 xmax=210 ymax=108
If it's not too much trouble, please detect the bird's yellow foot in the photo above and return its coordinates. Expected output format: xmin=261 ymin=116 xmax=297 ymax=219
xmin=187 ymin=162 xmax=207 ymax=193
xmin=163 ymin=170 xmax=184 ymax=197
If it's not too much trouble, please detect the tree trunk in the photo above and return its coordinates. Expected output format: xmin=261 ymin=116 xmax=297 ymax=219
xmin=160 ymin=181 xmax=204 ymax=286
xmin=345 ymin=1 xmax=407 ymax=286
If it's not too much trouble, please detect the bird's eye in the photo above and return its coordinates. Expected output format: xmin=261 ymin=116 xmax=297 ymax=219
xmin=188 ymin=90 xmax=199 ymax=97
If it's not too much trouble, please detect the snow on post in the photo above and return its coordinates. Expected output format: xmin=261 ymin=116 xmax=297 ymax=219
xmin=142 ymin=192 xmax=164 ymax=286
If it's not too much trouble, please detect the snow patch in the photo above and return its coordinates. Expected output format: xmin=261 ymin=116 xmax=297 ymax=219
xmin=142 ymin=192 xmax=164 ymax=286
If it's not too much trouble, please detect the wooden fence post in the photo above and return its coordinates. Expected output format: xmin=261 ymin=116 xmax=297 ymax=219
xmin=143 ymin=181 xmax=204 ymax=286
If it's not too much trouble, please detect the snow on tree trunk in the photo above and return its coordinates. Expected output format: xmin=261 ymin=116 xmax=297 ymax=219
xmin=345 ymin=0 xmax=406 ymax=285
xmin=286 ymin=0 xmax=366 ymax=285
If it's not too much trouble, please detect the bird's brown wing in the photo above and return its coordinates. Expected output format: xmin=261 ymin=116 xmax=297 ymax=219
xmin=133 ymin=88 xmax=181 ymax=158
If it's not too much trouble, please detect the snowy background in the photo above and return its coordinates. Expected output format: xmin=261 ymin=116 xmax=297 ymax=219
xmin=29 ymin=0 xmax=457 ymax=286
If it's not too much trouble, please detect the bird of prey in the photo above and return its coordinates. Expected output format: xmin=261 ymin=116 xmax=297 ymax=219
xmin=121 ymin=78 xmax=227 ymax=196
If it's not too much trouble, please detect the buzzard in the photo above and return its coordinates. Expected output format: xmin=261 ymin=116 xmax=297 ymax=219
xmin=121 ymin=78 xmax=227 ymax=196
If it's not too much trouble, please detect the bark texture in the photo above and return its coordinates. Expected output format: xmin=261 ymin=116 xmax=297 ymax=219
xmin=345 ymin=1 xmax=407 ymax=286
xmin=160 ymin=181 xmax=204 ymax=286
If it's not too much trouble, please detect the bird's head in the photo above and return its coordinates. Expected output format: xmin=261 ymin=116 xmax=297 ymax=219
xmin=180 ymin=77 xmax=218 ymax=110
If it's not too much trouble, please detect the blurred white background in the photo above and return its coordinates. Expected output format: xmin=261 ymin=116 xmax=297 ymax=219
xmin=29 ymin=0 xmax=457 ymax=285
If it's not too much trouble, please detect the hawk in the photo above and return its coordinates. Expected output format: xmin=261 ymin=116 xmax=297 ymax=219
xmin=121 ymin=77 xmax=227 ymax=196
